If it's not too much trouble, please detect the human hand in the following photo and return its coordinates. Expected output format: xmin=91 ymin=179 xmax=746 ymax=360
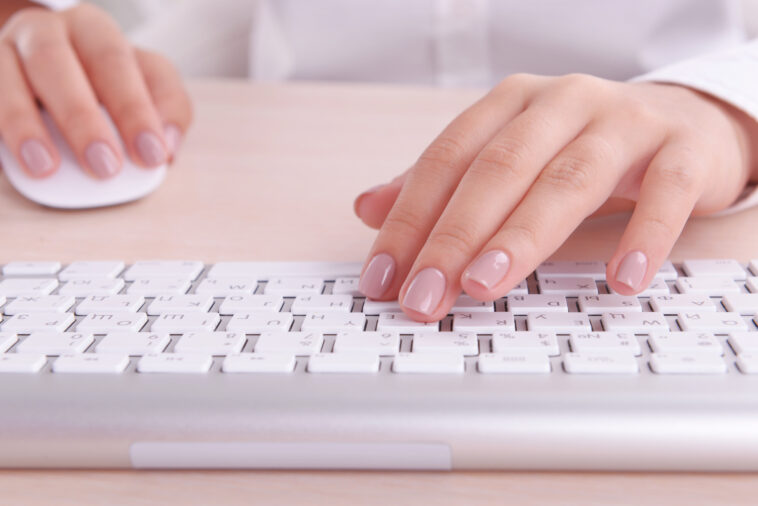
xmin=0 ymin=3 xmax=192 ymax=178
xmin=354 ymin=74 xmax=758 ymax=321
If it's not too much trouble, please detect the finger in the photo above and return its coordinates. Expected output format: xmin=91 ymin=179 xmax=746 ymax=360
xmin=9 ymin=9 xmax=122 ymax=178
xmin=135 ymin=49 xmax=193 ymax=158
xmin=64 ymin=5 xmax=167 ymax=168
xmin=354 ymin=170 xmax=409 ymax=229
xmin=397 ymin=89 xmax=595 ymax=320
xmin=606 ymin=138 xmax=704 ymax=295
xmin=357 ymin=75 xmax=542 ymax=301
xmin=461 ymin=120 xmax=663 ymax=302
xmin=0 ymin=41 xmax=58 ymax=177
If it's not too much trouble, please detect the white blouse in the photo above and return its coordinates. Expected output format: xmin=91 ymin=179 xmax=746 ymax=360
xmin=34 ymin=0 xmax=758 ymax=211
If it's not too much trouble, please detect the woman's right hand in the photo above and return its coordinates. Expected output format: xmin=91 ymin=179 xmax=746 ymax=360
xmin=0 ymin=3 xmax=192 ymax=178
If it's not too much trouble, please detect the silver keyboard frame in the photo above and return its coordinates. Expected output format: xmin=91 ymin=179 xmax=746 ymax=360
xmin=1 ymin=262 xmax=758 ymax=470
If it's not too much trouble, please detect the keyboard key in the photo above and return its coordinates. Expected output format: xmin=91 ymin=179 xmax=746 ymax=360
xmin=392 ymin=352 xmax=464 ymax=373
xmin=412 ymin=332 xmax=478 ymax=355
xmin=333 ymin=331 xmax=400 ymax=355
xmin=736 ymin=353 xmax=758 ymax=374
xmin=300 ymin=312 xmax=366 ymax=331
xmin=307 ymin=352 xmax=380 ymax=373
xmin=207 ymin=262 xmax=361 ymax=279
xmin=122 ymin=261 xmax=204 ymax=281
xmin=0 ymin=353 xmax=47 ymax=373
xmin=0 ymin=278 xmax=57 ymax=297
xmin=721 ymin=294 xmax=758 ymax=314
xmin=2 ymin=261 xmax=61 ymax=276
xmin=750 ymin=260 xmax=758 ymax=277
xmin=507 ymin=295 xmax=567 ymax=314
xmin=59 ymin=278 xmax=125 ymax=296
xmin=3 ymin=295 xmax=74 ymax=315
xmin=678 ymin=312 xmax=748 ymax=332
xmin=728 ymin=331 xmax=758 ymax=355
xmin=264 ymin=277 xmax=324 ymax=295
xmin=151 ymin=312 xmax=220 ymax=333
xmin=450 ymin=295 xmax=494 ymax=312
xmin=3 ymin=312 xmax=74 ymax=333
xmin=226 ymin=312 xmax=293 ymax=333
xmin=675 ymin=277 xmax=741 ymax=296
xmin=507 ymin=280 xmax=529 ymax=296
xmin=536 ymin=261 xmax=606 ymax=280
xmin=601 ymin=312 xmax=669 ymax=333
xmin=126 ymin=278 xmax=191 ymax=296
xmin=563 ymin=353 xmax=638 ymax=374
xmin=648 ymin=332 xmax=723 ymax=355
xmin=577 ymin=295 xmax=641 ymax=314
xmin=748 ymin=277 xmax=758 ymax=294
xmin=649 ymin=295 xmax=717 ymax=314
xmin=491 ymin=331 xmax=559 ymax=355
xmin=254 ymin=331 xmax=323 ymax=355
xmin=52 ymin=354 xmax=130 ymax=374
xmin=609 ymin=279 xmax=671 ymax=296
xmin=362 ymin=300 xmax=402 ymax=314
xmin=137 ymin=353 xmax=213 ymax=373
xmin=376 ymin=312 xmax=439 ymax=332
xmin=682 ymin=259 xmax=746 ymax=279
xmin=174 ymin=331 xmax=246 ymax=355
xmin=77 ymin=312 xmax=148 ymax=333
xmin=95 ymin=332 xmax=170 ymax=355
xmin=452 ymin=312 xmax=514 ymax=332
xmin=538 ymin=276 xmax=598 ymax=296
xmin=218 ymin=295 xmax=283 ymax=314
xmin=59 ymin=261 xmax=124 ymax=280
xmin=222 ymin=353 xmax=296 ymax=373
xmin=477 ymin=352 xmax=551 ymax=373
xmin=146 ymin=294 xmax=214 ymax=315
xmin=527 ymin=312 xmax=591 ymax=332
xmin=569 ymin=331 xmax=641 ymax=355
xmin=654 ymin=261 xmax=679 ymax=280
xmin=649 ymin=352 xmax=726 ymax=374
xmin=290 ymin=294 xmax=353 ymax=313
xmin=331 ymin=277 xmax=361 ymax=295
xmin=0 ymin=332 xmax=17 ymax=352
xmin=194 ymin=278 xmax=257 ymax=297
xmin=76 ymin=295 xmax=145 ymax=315
xmin=16 ymin=332 xmax=93 ymax=354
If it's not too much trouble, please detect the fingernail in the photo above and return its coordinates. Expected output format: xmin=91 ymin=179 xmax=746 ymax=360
xmin=354 ymin=184 xmax=386 ymax=216
xmin=164 ymin=124 xmax=183 ymax=155
xmin=136 ymin=131 xmax=168 ymax=166
xmin=20 ymin=139 xmax=54 ymax=177
xmin=463 ymin=250 xmax=510 ymax=289
xmin=358 ymin=253 xmax=396 ymax=299
xmin=85 ymin=142 xmax=120 ymax=179
xmin=615 ymin=250 xmax=648 ymax=291
xmin=402 ymin=267 xmax=445 ymax=316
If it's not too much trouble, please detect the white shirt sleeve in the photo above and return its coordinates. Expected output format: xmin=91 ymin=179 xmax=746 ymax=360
xmin=632 ymin=39 xmax=758 ymax=215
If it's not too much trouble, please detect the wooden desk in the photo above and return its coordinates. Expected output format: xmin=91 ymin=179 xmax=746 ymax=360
xmin=1 ymin=80 xmax=757 ymax=505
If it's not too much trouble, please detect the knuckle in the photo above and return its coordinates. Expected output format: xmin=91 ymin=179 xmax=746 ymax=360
xmin=495 ymin=73 xmax=534 ymax=92
xmin=504 ymin=220 xmax=540 ymax=253
xmin=654 ymin=161 xmax=702 ymax=194
xmin=416 ymin=134 xmax=468 ymax=174
xmin=468 ymin=136 xmax=532 ymax=184
xmin=428 ymin=221 xmax=479 ymax=258
xmin=382 ymin=206 xmax=427 ymax=239
xmin=641 ymin=213 xmax=679 ymax=241
xmin=0 ymin=105 xmax=30 ymax=132
xmin=89 ymin=42 xmax=134 ymax=67
xmin=553 ymin=73 xmax=609 ymax=99
xmin=539 ymin=135 xmax=614 ymax=194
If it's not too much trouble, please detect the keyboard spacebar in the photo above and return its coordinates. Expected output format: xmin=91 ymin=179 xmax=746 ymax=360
xmin=207 ymin=262 xmax=363 ymax=279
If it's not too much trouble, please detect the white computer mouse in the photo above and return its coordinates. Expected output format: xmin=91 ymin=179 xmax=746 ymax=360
xmin=0 ymin=109 xmax=166 ymax=209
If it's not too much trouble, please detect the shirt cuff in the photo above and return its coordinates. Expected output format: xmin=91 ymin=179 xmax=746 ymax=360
xmin=632 ymin=40 xmax=758 ymax=215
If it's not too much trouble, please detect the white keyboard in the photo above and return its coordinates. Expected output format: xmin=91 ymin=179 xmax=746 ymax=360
xmin=0 ymin=258 xmax=757 ymax=376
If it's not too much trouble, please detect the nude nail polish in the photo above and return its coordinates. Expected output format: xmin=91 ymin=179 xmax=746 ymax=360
xmin=84 ymin=142 xmax=120 ymax=179
xmin=402 ymin=267 xmax=445 ymax=316
xmin=136 ymin=131 xmax=168 ymax=167
xmin=20 ymin=139 xmax=54 ymax=177
xmin=615 ymin=250 xmax=648 ymax=291
xmin=463 ymin=250 xmax=511 ymax=289
xmin=358 ymin=253 xmax=396 ymax=299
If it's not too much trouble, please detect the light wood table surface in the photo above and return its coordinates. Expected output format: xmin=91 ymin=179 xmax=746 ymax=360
xmin=1 ymin=79 xmax=757 ymax=505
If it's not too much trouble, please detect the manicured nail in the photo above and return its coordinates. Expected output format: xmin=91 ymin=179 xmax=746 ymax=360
xmin=20 ymin=139 xmax=54 ymax=177
xmin=402 ymin=267 xmax=445 ymax=316
xmin=84 ymin=142 xmax=120 ymax=179
xmin=615 ymin=250 xmax=648 ymax=291
xmin=354 ymin=184 xmax=386 ymax=216
xmin=136 ymin=131 xmax=168 ymax=166
xmin=463 ymin=250 xmax=510 ymax=289
xmin=164 ymin=124 xmax=183 ymax=155
xmin=358 ymin=253 xmax=396 ymax=299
